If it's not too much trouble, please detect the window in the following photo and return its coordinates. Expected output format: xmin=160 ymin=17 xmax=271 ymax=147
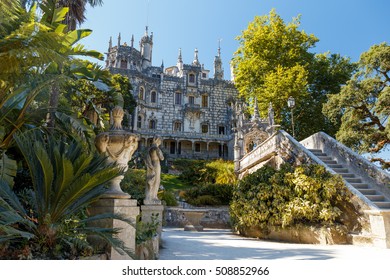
xmin=189 ymin=73 xmax=195 ymax=83
xmin=202 ymin=73 xmax=206 ymax=78
xmin=139 ymin=87 xmax=144 ymax=100
xmin=149 ymin=119 xmax=156 ymax=129
xmin=195 ymin=143 xmax=201 ymax=152
xmin=151 ymin=91 xmax=157 ymax=103
xmin=120 ymin=60 xmax=127 ymax=69
xmin=201 ymin=95 xmax=208 ymax=107
xmin=189 ymin=95 xmax=195 ymax=105
xmin=175 ymin=92 xmax=182 ymax=105
xmin=201 ymin=124 xmax=208 ymax=134
xmin=137 ymin=116 xmax=142 ymax=128
xmin=218 ymin=126 xmax=225 ymax=135
xmin=173 ymin=121 xmax=182 ymax=132
xmin=170 ymin=142 xmax=176 ymax=154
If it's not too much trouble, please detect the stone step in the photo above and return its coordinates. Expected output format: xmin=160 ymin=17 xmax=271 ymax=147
xmin=332 ymin=168 xmax=349 ymax=173
xmin=328 ymin=164 xmax=344 ymax=169
xmin=366 ymin=195 xmax=385 ymax=201
xmin=317 ymin=156 xmax=333 ymax=161
xmin=339 ymin=173 xmax=356 ymax=178
xmin=374 ymin=201 xmax=390 ymax=208
xmin=308 ymin=149 xmax=323 ymax=154
xmin=351 ymin=183 xmax=369 ymax=188
xmin=345 ymin=177 xmax=363 ymax=183
xmin=358 ymin=189 xmax=377 ymax=195
xmin=312 ymin=152 xmax=328 ymax=157
xmin=350 ymin=234 xmax=373 ymax=246
xmin=322 ymin=160 xmax=338 ymax=165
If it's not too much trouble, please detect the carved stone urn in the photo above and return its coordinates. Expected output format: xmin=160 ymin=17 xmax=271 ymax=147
xmin=95 ymin=106 xmax=139 ymax=198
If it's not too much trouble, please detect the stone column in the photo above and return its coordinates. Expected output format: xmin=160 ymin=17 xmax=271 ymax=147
xmin=89 ymin=198 xmax=139 ymax=260
xmin=141 ymin=204 xmax=164 ymax=257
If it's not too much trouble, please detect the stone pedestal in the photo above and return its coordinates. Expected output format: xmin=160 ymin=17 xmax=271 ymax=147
xmin=141 ymin=204 xmax=164 ymax=259
xmin=183 ymin=211 xmax=205 ymax=231
xmin=88 ymin=198 xmax=139 ymax=260
xmin=141 ymin=204 xmax=164 ymax=237
xmin=367 ymin=210 xmax=390 ymax=248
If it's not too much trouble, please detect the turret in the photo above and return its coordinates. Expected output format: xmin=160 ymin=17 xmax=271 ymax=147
xmin=140 ymin=26 xmax=153 ymax=70
xmin=192 ymin=48 xmax=200 ymax=66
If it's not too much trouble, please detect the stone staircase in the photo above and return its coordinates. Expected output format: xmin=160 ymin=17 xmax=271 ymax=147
xmin=309 ymin=149 xmax=390 ymax=209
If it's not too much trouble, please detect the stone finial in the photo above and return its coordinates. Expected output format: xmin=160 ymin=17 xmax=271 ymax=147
xmin=193 ymin=48 xmax=200 ymax=66
xmin=118 ymin=32 xmax=121 ymax=46
xmin=111 ymin=106 xmax=125 ymax=130
xmin=268 ymin=102 xmax=275 ymax=127
xmin=131 ymin=34 xmax=134 ymax=47
xmin=109 ymin=36 xmax=112 ymax=49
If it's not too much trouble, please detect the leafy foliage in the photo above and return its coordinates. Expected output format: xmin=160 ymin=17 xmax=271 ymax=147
xmin=181 ymin=183 xmax=233 ymax=206
xmin=323 ymin=43 xmax=390 ymax=169
xmin=230 ymin=164 xmax=351 ymax=232
xmin=232 ymin=9 xmax=354 ymax=140
xmin=0 ymin=130 xmax=134 ymax=259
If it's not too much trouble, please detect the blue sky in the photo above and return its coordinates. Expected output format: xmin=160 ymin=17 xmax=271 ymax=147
xmin=80 ymin=0 xmax=389 ymax=163
xmin=81 ymin=0 xmax=390 ymax=78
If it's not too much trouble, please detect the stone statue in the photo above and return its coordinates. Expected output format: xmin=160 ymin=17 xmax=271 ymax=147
xmin=144 ymin=136 xmax=164 ymax=205
xmin=95 ymin=106 xmax=139 ymax=198
xmin=268 ymin=102 xmax=275 ymax=127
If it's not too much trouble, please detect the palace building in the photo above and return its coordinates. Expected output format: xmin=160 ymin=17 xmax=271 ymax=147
xmin=105 ymin=27 xmax=238 ymax=160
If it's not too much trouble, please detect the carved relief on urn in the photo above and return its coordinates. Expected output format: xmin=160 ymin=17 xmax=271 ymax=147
xmin=95 ymin=106 xmax=140 ymax=198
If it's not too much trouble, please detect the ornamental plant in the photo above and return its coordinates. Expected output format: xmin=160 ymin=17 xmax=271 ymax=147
xmin=230 ymin=163 xmax=351 ymax=232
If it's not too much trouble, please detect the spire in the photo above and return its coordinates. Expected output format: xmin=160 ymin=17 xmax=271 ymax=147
xmin=252 ymin=98 xmax=260 ymax=122
xmin=118 ymin=32 xmax=121 ymax=46
xmin=177 ymin=48 xmax=183 ymax=63
xmin=109 ymin=36 xmax=112 ymax=49
xmin=218 ymin=38 xmax=222 ymax=57
xmin=161 ymin=60 xmax=164 ymax=69
xmin=192 ymin=48 xmax=200 ymax=66
xmin=145 ymin=26 xmax=148 ymax=36
xmin=131 ymin=34 xmax=134 ymax=48
xmin=214 ymin=41 xmax=224 ymax=80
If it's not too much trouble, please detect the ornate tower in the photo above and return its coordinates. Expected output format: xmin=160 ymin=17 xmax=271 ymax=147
xmin=140 ymin=26 xmax=153 ymax=70
xmin=214 ymin=45 xmax=224 ymax=80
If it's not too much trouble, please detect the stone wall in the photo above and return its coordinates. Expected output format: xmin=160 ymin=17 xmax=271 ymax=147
xmin=164 ymin=206 xmax=231 ymax=229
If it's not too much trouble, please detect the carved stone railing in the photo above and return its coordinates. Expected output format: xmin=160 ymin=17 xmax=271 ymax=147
xmin=300 ymin=132 xmax=390 ymax=200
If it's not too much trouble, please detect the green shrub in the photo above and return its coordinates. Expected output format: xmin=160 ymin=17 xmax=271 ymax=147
xmin=230 ymin=163 xmax=351 ymax=232
xmin=175 ymin=159 xmax=237 ymax=186
xmin=158 ymin=190 xmax=178 ymax=206
xmin=121 ymin=169 xmax=146 ymax=205
xmin=136 ymin=214 xmax=160 ymax=244
xmin=182 ymin=183 xmax=233 ymax=206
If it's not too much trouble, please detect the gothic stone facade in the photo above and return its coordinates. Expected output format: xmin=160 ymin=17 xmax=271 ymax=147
xmin=106 ymin=28 xmax=238 ymax=160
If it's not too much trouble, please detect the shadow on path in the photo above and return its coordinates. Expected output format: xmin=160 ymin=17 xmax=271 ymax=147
xmin=159 ymin=228 xmax=336 ymax=260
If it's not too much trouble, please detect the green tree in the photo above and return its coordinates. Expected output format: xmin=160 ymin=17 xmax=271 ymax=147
xmin=232 ymin=9 xmax=354 ymax=139
xmin=323 ymin=43 xmax=390 ymax=169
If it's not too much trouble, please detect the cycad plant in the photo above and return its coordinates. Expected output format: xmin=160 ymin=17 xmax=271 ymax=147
xmin=0 ymin=130 xmax=132 ymax=259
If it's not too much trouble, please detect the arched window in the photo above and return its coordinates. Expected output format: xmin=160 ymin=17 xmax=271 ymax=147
xmin=188 ymin=95 xmax=195 ymax=105
xmin=149 ymin=119 xmax=156 ymax=129
xmin=151 ymin=91 xmax=157 ymax=103
xmin=120 ymin=60 xmax=127 ymax=69
xmin=137 ymin=116 xmax=142 ymax=128
xmin=139 ymin=87 xmax=145 ymax=100
xmin=173 ymin=121 xmax=182 ymax=132
xmin=189 ymin=73 xmax=195 ymax=83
